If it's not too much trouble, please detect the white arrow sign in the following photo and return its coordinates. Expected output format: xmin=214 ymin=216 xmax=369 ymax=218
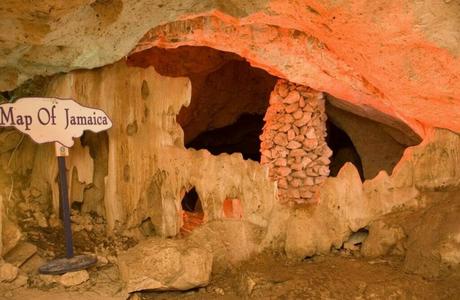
xmin=0 ymin=97 xmax=112 ymax=147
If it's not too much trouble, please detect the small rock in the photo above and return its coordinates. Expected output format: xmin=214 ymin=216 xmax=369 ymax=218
xmin=285 ymin=103 xmax=299 ymax=113
xmin=290 ymin=149 xmax=307 ymax=157
xmin=33 ymin=211 xmax=48 ymax=228
xmin=287 ymin=129 xmax=296 ymax=141
xmin=39 ymin=274 xmax=59 ymax=285
xmin=318 ymin=166 xmax=330 ymax=176
xmin=274 ymin=158 xmax=287 ymax=167
xmin=277 ymin=83 xmax=289 ymax=98
xmin=290 ymin=163 xmax=303 ymax=171
xmin=96 ymin=256 xmax=109 ymax=266
xmin=287 ymin=140 xmax=302 ymax=149
xmin=290 ymin=179 xmax=302 ymax=187
xmin=274 ymin=133 xmax=288 ymax=146
xmin=305 ymin=128 xmax=316 ymax=139
xmin=303 ymin=138 xmax=318 ymax=150
xmin=317 ymin=157 xmax=330 ymax=165
xmin=304 ymin=177 xmax=315 ymax=186
xmin=2 ymin=218 xmax=22 ymax=255
xmin=59 ymin=270 xmax=89 ymax=287
xmin=277 ymin=178 xmax=288 ymax=189
xmin=10 ymin=272 xmax=28 ymax=288
xmin=0 ymin=262 xmax=19 ymax=282
xmin=277 ymin=167 xmax=292 ymax=177
xmin=107 ymin=256 xmax=118 ymax=264
xmin=214 ymin=287 xmax=225 ymax=295
xmin=294 ymin=113 xmax=312 ymax=127
xmin=298 ymin=96 xmax=306 ymax=108
xmin=118 ymin=238 xmax=212 ymax=293
xmin=294 ymin=134 xmax=305 ymax=142
xmin=48 ymin=214 xmax=61 ymax=228
xmin=278 ymin=124 xmax=291 ymax=132
xmin=5 ymin=242 xmax=38 ymax=268
xmin=128 ymin=292 xmax=142 ymax=300
xmin=261 ymin=149 xmax=272 ymax=159
xmin=283 ymin=90 xmax=300 ymax=104
xmin=20 ymin=253 xmax=46 ymax=275
xmin=291 ymin=171 xmax=307 ymax=178
xmin=293 ymin=110 xmax=303 ymax=120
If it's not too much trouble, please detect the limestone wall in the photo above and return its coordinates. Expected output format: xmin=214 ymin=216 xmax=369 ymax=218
xmin=35 ymin=60 xmax=276 ymax=237
xmin=260 ymin=80 xmax=331 ymax=204
xmin=274 ymin=128 xmax=460 ymax=278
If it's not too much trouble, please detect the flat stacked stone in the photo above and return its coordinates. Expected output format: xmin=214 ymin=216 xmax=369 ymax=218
xmin=260 ymin=79 xmax=332 ymax=204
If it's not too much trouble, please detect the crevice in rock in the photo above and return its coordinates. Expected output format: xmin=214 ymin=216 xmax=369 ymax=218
xmin=186 ymin=113 xmax=264 ymax=161
xmin=180 ymin=187 xmax=204 ymax=235
xmin=326 ymin=120 xmax=364 ymax=180
xmin=325 ymin=97 xmax=421 ymax=180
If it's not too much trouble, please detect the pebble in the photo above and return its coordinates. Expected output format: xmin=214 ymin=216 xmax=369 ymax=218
xmin=59 ymin=270 xmax=90 ymax=287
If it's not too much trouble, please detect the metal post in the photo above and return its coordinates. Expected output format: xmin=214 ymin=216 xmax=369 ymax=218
xmin=57 ymin=156 xmax=74 ymax=258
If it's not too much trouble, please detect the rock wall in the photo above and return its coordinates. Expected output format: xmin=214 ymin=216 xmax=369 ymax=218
xmin=326 ymin=99 xmax=420 ymax=179
xmin=38 ymin=60 xmax=276 ymax=237
xmin=260 ymin=80 xmax=331 ymax=204
xmin=274 ymin=128 xmax=460 ymax=278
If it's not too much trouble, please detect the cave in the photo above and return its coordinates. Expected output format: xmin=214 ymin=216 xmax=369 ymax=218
xmin=326 ymin=120 xmax=364 ymax=179
xmin=185 ymin=113 xmax=264 ymax=161
xmin=180 ymin=187 xmax=204 ymax=235
xmin=0 ymin=2 xmax=459 ymax=299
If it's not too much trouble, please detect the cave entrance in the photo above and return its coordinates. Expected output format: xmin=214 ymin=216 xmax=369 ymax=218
xmin=326 ymin=120 xmax=364 ymax=179
xmin=180 ymin=187 xmax=204 ymax=235
xmin=185 ymin=113 xmax=264 ymax=161
xmin=128 ymin=46 xmax=277 ymax=162
xmin=127 ymin=46 xmax=421 ymax=204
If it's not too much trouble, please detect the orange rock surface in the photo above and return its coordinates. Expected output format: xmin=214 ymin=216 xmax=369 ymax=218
xmin=1 ymin=1 xmax=459 ymax=137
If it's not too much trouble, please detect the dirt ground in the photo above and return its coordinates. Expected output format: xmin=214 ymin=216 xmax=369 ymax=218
xmin=2 ymin=252 xmax=459 ymax=300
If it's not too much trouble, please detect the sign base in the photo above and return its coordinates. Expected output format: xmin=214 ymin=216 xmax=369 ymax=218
xmin=38 ymin=255 xmax=97 ymax=275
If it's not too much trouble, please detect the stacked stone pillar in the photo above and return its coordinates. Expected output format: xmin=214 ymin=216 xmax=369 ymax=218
xmin=260 ymin=80 xmax=332 ymax=204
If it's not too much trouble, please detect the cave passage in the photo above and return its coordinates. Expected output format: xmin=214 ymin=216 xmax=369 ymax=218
xmin=326 ymin=120 xmax=364 ymax=179
xmin=181 ymin=187 xmax=202 ymax=213
xmin=181 ymin=187 xmax=204 ymax=235
xmin=128 ymin=46 xmax=277 ymax=162
xmin=128 ymin=46 xmax=417 ymax=178
xmin=186 ymin=113 xmax=264 ymax=161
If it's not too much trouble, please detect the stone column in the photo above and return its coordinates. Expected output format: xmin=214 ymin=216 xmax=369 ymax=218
xmin=260 ymin=80 xmax=332 ymax=204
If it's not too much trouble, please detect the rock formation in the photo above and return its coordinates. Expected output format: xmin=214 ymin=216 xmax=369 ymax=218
xmin=279 ymin=128 xmax=460 ymax=278
xmin=1 ymin=1 xmax=459 ymax=136
xmin=0 ymin=1 xmax=458 ymax=298
xmin=261 ymin=80 xmax=331 ymax=204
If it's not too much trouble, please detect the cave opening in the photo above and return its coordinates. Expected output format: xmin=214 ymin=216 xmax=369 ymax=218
xmin=185 ymin=113 xmax=265 ymax=161
xmin=180 ymin=187 xmax=204 ymax=235
xmin=127 ymin=46 xmax=421 ymax=181
xmin=127 ymin=46 xmax=277 ymax=162
xmin=326 ymin=120 xmax=364 ymax=180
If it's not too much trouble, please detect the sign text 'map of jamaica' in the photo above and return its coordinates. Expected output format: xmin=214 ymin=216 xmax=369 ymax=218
xmin=0 ymin=97 xmax=112 ymax=147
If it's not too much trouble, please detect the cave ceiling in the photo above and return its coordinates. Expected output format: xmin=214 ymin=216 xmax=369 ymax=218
xmin=0 ymin=0 xmax=459 ymax=137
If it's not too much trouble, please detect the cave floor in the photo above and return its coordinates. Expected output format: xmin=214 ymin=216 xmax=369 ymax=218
xmin=150 ymin=253 xmax=460 ymax=300
xmin=3 ymin=253 xmax=459 ymax=300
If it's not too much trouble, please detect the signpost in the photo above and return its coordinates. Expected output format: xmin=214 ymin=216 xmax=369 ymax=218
xmin=0 ymin=97 xmax=112 ymax=274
